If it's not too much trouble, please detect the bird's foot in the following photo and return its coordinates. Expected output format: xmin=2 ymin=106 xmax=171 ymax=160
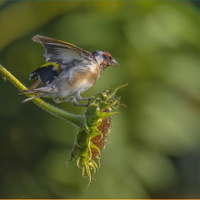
xmin=72 ymin=98 xmax=88 ymax=107
xmin=82 ymin=97 xmax=92 ymax=107
xmin=72 ymin=97 xmax=92 ymax=107
xmin=73 ymin=102 xmax=89 ymax=107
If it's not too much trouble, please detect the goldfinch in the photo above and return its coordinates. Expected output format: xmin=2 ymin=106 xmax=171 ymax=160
xmin=22 ymin=35 xmax=119 ymax=106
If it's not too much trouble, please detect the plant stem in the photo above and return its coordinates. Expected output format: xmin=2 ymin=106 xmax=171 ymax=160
xmin=0 ymin=64 xmax=84 ymax=127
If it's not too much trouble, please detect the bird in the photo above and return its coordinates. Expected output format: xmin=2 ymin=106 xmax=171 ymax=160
xmin=22 ymin=35 xmax=119 ymax=106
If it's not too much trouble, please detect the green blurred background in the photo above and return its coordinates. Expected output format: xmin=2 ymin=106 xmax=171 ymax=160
xmin=1 ymin=0 xmax=200 ymax=198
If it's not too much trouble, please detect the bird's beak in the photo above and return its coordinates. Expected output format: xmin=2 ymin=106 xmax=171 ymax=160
xmin=108 ymin=58 xmax=120 ymax=67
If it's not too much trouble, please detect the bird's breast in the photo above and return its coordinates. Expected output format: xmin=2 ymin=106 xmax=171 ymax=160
xmin=67 ymin=62 xmax=100 ymax=90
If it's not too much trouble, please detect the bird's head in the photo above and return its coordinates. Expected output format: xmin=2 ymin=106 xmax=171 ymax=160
xmin=92 ymin=51 xmax=119 ymax=71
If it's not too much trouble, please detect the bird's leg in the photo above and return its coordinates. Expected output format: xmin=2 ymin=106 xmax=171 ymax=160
xmin=75 ymin=91 xmax=91 ymax=107
xmin=71 ymin=97 xmax=88 ymax=107
xmin=82 ymin=97 xmax=92 ymax=106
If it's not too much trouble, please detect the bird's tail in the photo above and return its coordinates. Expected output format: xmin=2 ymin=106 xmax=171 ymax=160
xmin=20 ymin=89 xmax=42 ymax=103
xmin=21 ymin=95 xmax=41 ymax=103
xmin=20 ymin=85 xmax=54 ymax=103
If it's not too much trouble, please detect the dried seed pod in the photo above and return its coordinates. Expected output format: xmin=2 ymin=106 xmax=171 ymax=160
xmin=91 ymin=116 xmax=111 ymax=159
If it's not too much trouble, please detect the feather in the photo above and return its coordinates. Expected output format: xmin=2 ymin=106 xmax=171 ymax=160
xmin=28 ymin=79 xmax=41 ymax=90
xmin=29 ymin=63 xmax=61 ymax=88
xmin=32 ymin=35 xmax=92 ymax=66
xmin=21 ymin=96 xmax=41 ymax=103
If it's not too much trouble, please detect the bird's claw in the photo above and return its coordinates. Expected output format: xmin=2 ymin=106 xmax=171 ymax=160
xmin=86 ymin=97 xmax=92 ymax=107
xmin=72 ymin=97 xmax=92 ymax=107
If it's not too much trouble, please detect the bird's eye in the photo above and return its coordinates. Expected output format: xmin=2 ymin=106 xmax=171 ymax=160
xmin=103 ymin=54 xmax=109 ymax=59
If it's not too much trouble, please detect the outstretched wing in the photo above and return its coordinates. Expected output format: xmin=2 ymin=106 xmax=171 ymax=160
xmin=32 ymin=35 xmax=93 ymax=65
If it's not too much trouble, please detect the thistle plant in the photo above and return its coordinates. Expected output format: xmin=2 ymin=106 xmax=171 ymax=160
xmin=0 ymin=64 xmax=126 ymax=183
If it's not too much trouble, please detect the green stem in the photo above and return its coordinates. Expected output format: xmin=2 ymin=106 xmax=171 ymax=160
xmin=0 ymin=64 xmax=84 ymax=128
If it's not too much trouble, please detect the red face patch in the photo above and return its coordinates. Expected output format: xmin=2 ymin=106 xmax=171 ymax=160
xmin=104 ymin=52 xmax=111 ymax=57
xmin=102 ymin=60 xmax=107 ymax=70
